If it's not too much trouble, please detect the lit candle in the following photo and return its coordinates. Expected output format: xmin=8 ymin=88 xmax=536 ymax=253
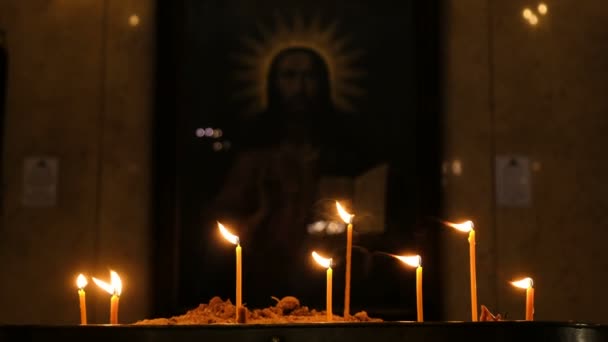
xmin=511 ymin=277 xmax=534 ymax=320
xmin=336 ymin=201 xmax=354 ymax=317
xmin=394 ymin=255 xmax=423 ymax=322
xmin=92 ymin=270 xmax=122 ymax=325
xmin=443 ymin=220 xmax=477 ymax=321
xmin=312 ymin=251 xmax=333 ymax=321
xmin=218 ymin=222 xmax=242 ymax=322
xmin=76 ymin=274 xmax=88 ymax=325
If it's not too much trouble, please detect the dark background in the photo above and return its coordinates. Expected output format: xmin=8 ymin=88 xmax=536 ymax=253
xmin=152 ymin=0 xmax=443 ymax=321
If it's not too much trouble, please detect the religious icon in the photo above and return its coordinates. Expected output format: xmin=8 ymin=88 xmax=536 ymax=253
xmin=162 ymin=0 xmax=439 ymax=319
xmin=231 ymin=13 xmax=365 ymax=116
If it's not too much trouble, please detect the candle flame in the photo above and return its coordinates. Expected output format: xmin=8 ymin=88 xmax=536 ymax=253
xmin=335 ymin=201 xmax=354 ymax=224
xmin=443 ymin=220 xmax=474 ymax=233
xmin=93 ymin=270 xmax=122 ymax=296
xmin=511 ymin=277 xmax=534 ymax=289
xmin=393 ymin=254 xmax=421 ymax=268
xmin=76 ymin=274 xmax=88 ymax=289
xmin=218 ymin=222 xmax=239 ymax=245
xmin=111 ymin=270 xmax=122 ymax=296
xmin=312 ymin=251 xmax=332 ymax=269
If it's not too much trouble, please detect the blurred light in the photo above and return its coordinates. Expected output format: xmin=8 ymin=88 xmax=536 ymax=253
xmin=212 ymin=129 xmax=223 ymax=138
xmin=195 ymin=128 xmax=205 ymax=137
xmin=538 ymin=3 xmax=548 ymax=15
xmin=129 ymin=14 xmax=140 ymax=27
xmin=327 ymin=221 xmax=345 ymax=234
xmin=451 ymin=159 xmax=462 ymax=176
xmin=522 ymin=8 xmax=533 ymax=20
xmin=528 ymin=14 xmax=539 ymax=25
xmin=306 ymin=220 xmax=345 ymax=235
xmin=205 ymin=127 xmax=214 ymax=136
xmin=212 ymin=142 xmax=223 ymax=151
xmin=307 ymin=221 xmax=326 ymax=234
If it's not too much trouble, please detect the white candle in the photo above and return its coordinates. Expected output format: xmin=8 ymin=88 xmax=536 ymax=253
xmin=312 ymin=251 xmax=333 ymax=321
xmin=336 ymin=201 xmax=354 ymax=317
xmin=92 ymin=270 xmax=122 ymax=324
xmin=444 ymin=220 xmax=477 ymax=321
xmin=511 ymin=277 xmax=535 ymax=321
xmin=76 ymin=274 xmax=88 ymax=325
xmin=218 ymin=222 xmax=243 ymax=322
xmin=394 ymin=255 xmax=423 ymax=322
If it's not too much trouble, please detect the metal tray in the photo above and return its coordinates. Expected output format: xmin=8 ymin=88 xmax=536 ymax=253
xmin=1 ymin=321 xmax=606 ymax=342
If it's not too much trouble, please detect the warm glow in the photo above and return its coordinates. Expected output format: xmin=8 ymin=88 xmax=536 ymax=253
xmin=538 ymin=3 xmax=548 ymax=15
xmin=93 ymin=270 xmax=122 ymax=296
xmin=443 ymin=220 xmax=474 ymax=233
xmin=451 ymin=160 xmax=462 ymax=175
xmin=111 ymin=271 xmax=122 ymax=296
xmin=394 ymin=255 xmax=421 ymax=268
xmin=76 ymin=274 xmax=88 ymax=289
xmin=529 ymin=14 xmax=539 ymax=25
xmin=233 ymin=14 xmax=366 ymax=115
xmin=312 ymin=251 xmax=332 ymax=269
xmin=511 ymin=277 xmax=534 ymax=289
xmin=522 ymin=8 xmax=533 ymax=19
xmin=128 ymin=14 xmax=140 ymax=27
xmin=218 ymin=222 xmax=239 ymax=245
xmin=336 ymin=201 xmax=354 ymax=224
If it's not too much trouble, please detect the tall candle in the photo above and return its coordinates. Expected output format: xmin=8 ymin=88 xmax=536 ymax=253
xmin=468 ymin=229 xmax=477 ymax=321
xmin=444 ymin=220 xmax=477 ymax=321
xmin=526 ymin=286 xmax=535 ymax=320
xmin=92 ymin=270 xmax=122 ymax=325
xmin=344 ymin=222 xmax=352 ymax=317
xmin=236 ymin=243 xmax=242 ymax=315
xmin=76 ymin=274 xmax=88 ymax=325
xmin=336 ymin=201 xmax=354 ymax=317
xmin=416 ymin=265 xmax=423 ymax=322
xmin=327 ymin=264 xmax=333 ymax=322
xmin=511 ymin=277 xmax=534 ymax=321
xmin=312 ymin=251 xmax=333 ymax=321
xmin=218 ymin=222 xmax=243 ymax=322
xmin=110 ymin=294 xmax=119 ymax=325
xmin=394 ymin=255 xmax=423 ymax=322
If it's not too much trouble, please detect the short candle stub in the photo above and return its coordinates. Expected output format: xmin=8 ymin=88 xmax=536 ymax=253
xmin=237 ymin=306 xmax=248 ymax=323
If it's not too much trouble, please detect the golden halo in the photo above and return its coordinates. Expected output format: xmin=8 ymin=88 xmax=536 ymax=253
xmin=232 ymin=12 xmax=366 ymax=115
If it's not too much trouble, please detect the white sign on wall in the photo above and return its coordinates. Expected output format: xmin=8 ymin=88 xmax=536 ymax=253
xmin=495 ymin=155 xmax=532 ymax=207
xmin=22 ymin=156 xmax=58 ymax=207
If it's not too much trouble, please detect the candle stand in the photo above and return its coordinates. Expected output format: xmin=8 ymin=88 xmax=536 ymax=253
xmin=0 ymin=321 xmax=606 ymax=342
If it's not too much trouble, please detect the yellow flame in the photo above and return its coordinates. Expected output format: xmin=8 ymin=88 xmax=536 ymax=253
xmin=93 ymin=270 xmax=122 ymax=296
xmin=538 ymin=3 xmax=548 ymax=15
xmin=218 ymin=222 xmax=239 ymax=245
xmin=511 ymin=277 xmax=534 ymax=289
xmin=522 ymin=8 xmax=533 ymax=19
xmin=76 ymin=274 xmax=88 ymax=289
xmin=312 ymin=251 xmax=332 ymax=269
xmin=394 ymin=255 xmax=421 ymax=268
xmin=335 ymin=201 xmax=354 ymax=224
xmin=443 ymin=220 xmax=474 ymax=233
xmin=110 ymin=270 xmax=122 ymax=296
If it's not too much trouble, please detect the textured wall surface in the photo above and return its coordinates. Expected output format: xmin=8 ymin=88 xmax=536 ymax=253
xmin=0 ymin=0 xmax=154 ymax=324
xmin=442 ymin=0 xmax=608 ymax=323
